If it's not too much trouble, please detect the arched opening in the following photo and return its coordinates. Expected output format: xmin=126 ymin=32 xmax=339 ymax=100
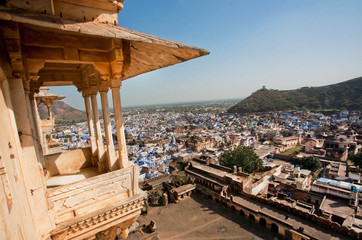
xmin=285 ymin=230 xmax=293 ymax=240
xmin=249 ymin=214 xmax=255 ymax=222
xmin=231 ymin=206 xmax=236 ymax=212
xmin=271 ymin=223 xmax=279 ymax=233
xmin=259 ymin=218 xmax=266 ymax=227
xmin=239 ymin=209 xmax=245 ymax=217
xmin=222 ymin=201 xmax=227 ymax=207
xmin=215 ymin=198 xmax=220 ymax=203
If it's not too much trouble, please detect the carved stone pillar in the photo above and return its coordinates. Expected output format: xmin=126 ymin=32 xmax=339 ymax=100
xmin=100 ymin=90 xmax=117 ymax=171
xmin=26 ymin=91 xmax=45 ymax=167
xmin=3 ymin=77 xmax=53 ymax=236
xmin=120 ymin=227 xmax=129 ymax=239
xmin=83 ymin=94 xmax=97 ymax=166
xmin=111 ymin=85 xmax=128 ymax=169
xmin=47 ymin=104 xmax=52 ymax=119
xmin=41 ymin=98 xmax=53 ymax=120
xmin=91 ymin=94 xmax=106 ymax=173
xmin=42 ymin=131 xmax=49 ymax=155
xmin=119 ymin=216 xmax=138 ymax=239
xmin=32 ymin=97 xmax=44 ymax=153
xmin=8 ymin=78 xmax=44 ymax=160
xmin=95 ymin=226 xmax=118 ymax=240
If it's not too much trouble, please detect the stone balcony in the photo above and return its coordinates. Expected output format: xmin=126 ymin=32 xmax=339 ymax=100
xmin=41 ymin=117 xmax=55 ymax=132
xmin=47 ymin=164 xmax=146 ymax=240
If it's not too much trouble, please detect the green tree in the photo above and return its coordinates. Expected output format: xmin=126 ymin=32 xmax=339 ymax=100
xmin=314 ymin=126 xmax=329 ymax=134
xmin=150 ymin=187 xmax=163 ymax=204
xmin=291 ymin=156 xmax=322 ymax=172
xmin=280 ymin=130 xmax=294 ymax=137
xmin=349 ymin=152 xmax=362 ymax=168
xmin=265 ymin=130 xmax=277 ymax=141
xmin=171 ymin=171 xmax=189 ymax=187
xmin=220 ymin=146 xmax=263 ymax=173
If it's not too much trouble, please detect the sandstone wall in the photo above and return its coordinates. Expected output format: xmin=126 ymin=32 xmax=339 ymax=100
xmin=45 ymin=148 xmax=93 ymax=176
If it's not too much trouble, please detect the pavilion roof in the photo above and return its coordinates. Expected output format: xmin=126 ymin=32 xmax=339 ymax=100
xmin=0 ymin=9 xmax=209 ymax=88
xmin=35 ymin=87 xmax=65 ymax=100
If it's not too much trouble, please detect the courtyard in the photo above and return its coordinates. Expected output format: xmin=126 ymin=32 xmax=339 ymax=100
xmin=137 ymin=194 xmax=278 ymax=240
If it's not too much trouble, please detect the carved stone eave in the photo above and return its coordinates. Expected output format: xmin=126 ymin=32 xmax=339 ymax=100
xmin=4 ymin=0 xmax=124 ymax=25
xmin=0 ymin=9 xmax=209 ymax=91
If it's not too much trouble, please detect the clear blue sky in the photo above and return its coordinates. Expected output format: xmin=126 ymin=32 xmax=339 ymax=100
xmin=51 ymin=0 xmax=362 ymax=109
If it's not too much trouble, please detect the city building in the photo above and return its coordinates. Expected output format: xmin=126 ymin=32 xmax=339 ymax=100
xmin=185 ymin=159 xmax=359 ymax=239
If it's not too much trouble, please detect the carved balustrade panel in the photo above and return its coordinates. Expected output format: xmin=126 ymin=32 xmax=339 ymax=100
xmin=40 ymin=117 xmax=55 ymax=132
xmin=47 ymin=166 xmax=136 ymax=225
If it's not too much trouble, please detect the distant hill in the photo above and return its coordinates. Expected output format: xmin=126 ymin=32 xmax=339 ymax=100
xmin=39 ymin=101 xmax=86 ymax=124
xmin=228 ymin=77 xmax=362 ymax=113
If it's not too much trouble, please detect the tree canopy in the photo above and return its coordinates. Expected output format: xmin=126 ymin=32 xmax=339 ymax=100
xmin=171 ymin=171 xmax=189 ymax=187
xmin=314 ymin=126 xmax=329 ymax=134
xmin=220 ymin=146 xmax=263 ymax=173
xmin=349 ymin=152 xmax=362 ymax=168
xmin=280 ymin=130 xmax=294 ymax=137
xmin=291 ymin=156 xmax=322 ymax=172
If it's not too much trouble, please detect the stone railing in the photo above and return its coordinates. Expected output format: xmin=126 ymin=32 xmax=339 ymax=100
xmin=47 ymin=165 xmax=142 ymax=225
xmin=51 ymin=194 xmax=146 ymax=240
xmin=47 ymin=146 xmax=61 ymax=155
xmin=41 ymin=117 xmax=55 ymax=132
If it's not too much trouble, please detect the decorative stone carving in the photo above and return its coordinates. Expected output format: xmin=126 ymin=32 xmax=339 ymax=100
xmin=0 ymin=156 xmax=13 ymax=213
xmin=47 ymin=166 xmax=140 ymax=225
xmin=51 ymin=195 xmax=146 ymax=240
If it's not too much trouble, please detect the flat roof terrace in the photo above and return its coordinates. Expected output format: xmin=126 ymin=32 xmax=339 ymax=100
xmin=190 ymin=160 xmax=246 ymax=182
xmin=231 ymin=194 xmax=351 ymax=240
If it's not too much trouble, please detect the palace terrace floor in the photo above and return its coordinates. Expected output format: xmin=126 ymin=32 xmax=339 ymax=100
xmin=135 ymin=194 xmax=278 ymax=240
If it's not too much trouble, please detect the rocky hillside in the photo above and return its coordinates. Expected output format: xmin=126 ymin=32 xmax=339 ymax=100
xmin=38 ymin=101 xmax=86 ymax=124
xmin=228 ymin=77 xmax=362 ymax=113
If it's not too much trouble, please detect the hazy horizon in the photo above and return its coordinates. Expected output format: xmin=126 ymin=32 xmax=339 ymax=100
xmin=55 ymin=97 xmax=243 ymax=111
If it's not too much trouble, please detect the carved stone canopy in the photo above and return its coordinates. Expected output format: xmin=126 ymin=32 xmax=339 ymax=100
xmin=0 ymin=9 xmax=209 ymax=93
xmin=35 ymin=86 xmax=65 ymax=106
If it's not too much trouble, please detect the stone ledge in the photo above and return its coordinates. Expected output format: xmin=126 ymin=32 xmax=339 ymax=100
xmin=51 ymin=192 xmax=147 ymax=240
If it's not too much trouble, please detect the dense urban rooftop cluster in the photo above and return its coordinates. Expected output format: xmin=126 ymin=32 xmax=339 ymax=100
xmin=52 ymin=101 xmax=361 ymax=179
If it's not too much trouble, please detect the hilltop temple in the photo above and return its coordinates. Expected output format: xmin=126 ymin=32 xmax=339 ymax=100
xmin=0 ymin=1 xmax=208 ymax=239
